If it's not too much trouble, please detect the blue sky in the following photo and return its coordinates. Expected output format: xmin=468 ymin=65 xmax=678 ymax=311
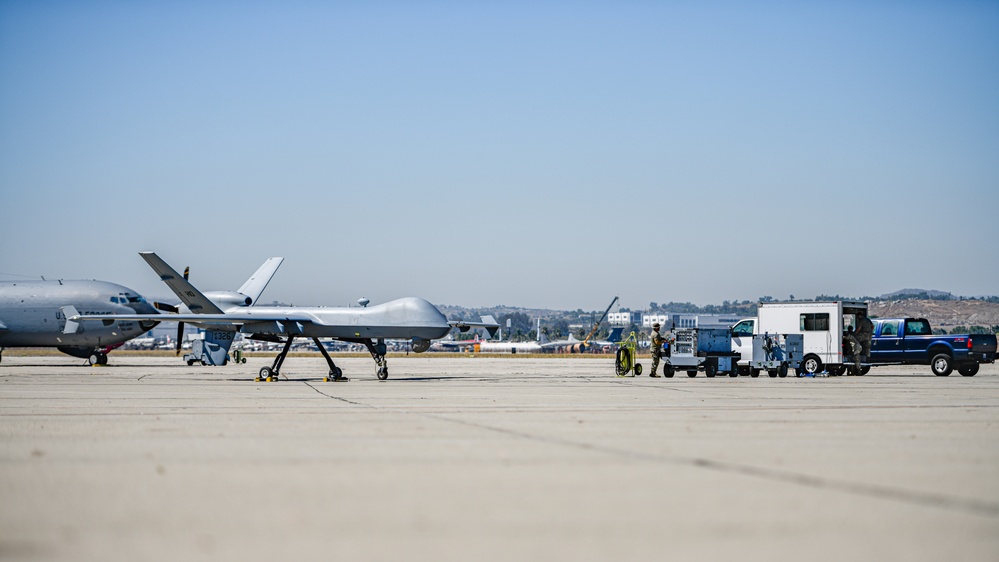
xmin=1 ymin=1 xmax=997 ymax=311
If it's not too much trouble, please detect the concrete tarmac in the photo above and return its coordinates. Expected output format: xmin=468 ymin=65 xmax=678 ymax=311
xmin=1 ymin=355 xmax=998 ymax=561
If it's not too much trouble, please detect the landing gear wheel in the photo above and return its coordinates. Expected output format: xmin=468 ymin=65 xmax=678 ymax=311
xmin=377 ymin=366 xmax=389 ymax=380
xmin=958 ymin=363 xmax=979 ymax=377
xmin=324 ymin=367 xmax=345 ymax=382
xmin=778 ymin=363 xmax=788 ymax=378
xmin=931 ymin=353 xmax=953 ymax=376
xmin=801 ymin=355 xmax=822 ymax=376
xmin=257 ymin=366 xmax=272 ymax=382
xmin=634 ymin=363 xmax=643 ymax=376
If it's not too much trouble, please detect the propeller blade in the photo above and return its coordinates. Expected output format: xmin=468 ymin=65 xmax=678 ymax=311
xmin=176 ymin=322 xmax=184 ymax=355
xmin=154 ymin=302 xmax=179 ymax=314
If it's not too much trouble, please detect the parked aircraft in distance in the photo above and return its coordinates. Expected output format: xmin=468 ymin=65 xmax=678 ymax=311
xmin=0 ymin=279 xmax=159 ymax=365
xmin=72 ymin=252 xmax=498 ymax=381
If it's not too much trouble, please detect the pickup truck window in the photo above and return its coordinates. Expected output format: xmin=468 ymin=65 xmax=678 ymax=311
xmin=800 ymin=313 xmax=829 ymax=331
xmin=732 ymin=320 xmax=753 ymax=337
xmin=880 ymin=320 xmax=901 ymax=336
xmin=905 ymin=320 xmax=931 ymax=336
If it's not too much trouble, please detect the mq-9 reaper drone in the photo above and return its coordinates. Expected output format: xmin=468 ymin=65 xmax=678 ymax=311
xmin=72 ymin=252 xmax=498 ymax=381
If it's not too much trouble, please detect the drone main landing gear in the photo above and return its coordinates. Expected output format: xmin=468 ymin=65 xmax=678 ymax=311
xmin=315 ymin=337 xmax=347 ymax=382
xmin=257 ymin=337 xmax=294 ymax=382
xmin=361 ymin=339 xmax=389 ymax=380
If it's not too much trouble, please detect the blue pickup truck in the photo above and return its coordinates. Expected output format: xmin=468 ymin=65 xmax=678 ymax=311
xmin=870 ymin=318 xmax=997 ymax=376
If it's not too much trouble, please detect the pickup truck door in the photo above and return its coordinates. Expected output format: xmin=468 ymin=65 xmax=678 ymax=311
xmin=901 ymin=319 xmax=933 ymax=362
xmin=731 ymin=320 xmax=754 ymax=366
xmin=872 ymin=320 xmax=903 ymax=362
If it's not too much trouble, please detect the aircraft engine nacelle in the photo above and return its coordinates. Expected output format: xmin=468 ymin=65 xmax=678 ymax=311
xmin=411 ymin=338 xmax=431 ymax=353
xmin=205 ymin=291 xmax=253 ymax=308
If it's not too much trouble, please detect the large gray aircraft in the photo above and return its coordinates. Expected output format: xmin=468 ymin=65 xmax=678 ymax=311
xmin=72 ymin=252 xmax=498 ymax=381
xmin=0 ymin=279 xmax=159 ymax=365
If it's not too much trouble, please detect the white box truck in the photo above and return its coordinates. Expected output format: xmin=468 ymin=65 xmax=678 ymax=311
xmin=731 ymin=301 xmax=869 ymax=376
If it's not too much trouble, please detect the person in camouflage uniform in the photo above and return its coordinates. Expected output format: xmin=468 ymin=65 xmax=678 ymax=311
xmin=844 ymin=326 xmax=862 ymax=375
xmin=650 ymin=323 xmax=667 ymax=377
xmin=855 ymin=312 xmax=874 ymax=369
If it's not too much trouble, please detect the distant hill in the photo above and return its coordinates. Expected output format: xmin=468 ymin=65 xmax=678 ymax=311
xmin=868 ymin=299 xmax=999 ymax=330
xmin=880 ymin=288 xmax=955 ymax=300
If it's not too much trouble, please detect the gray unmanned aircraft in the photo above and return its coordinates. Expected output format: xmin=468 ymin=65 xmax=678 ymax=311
xmin=72 ymin=252 xmax=498 ymax=381
xmin=0 ymin=279 xmax=160 ymax=365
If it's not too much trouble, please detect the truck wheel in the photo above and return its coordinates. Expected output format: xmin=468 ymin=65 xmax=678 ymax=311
xmin=705 ymin=363 xmax=716 ymax=378
xmin=958 ymin=363 xmax=979 ymax=377
xmin=778 ymin=363 xmax=788 ymax=378
xmin=931 ymin=353 xmax=953 ymax=376
xmin=801 ymin=355 xmax=822 ymax=375
xmin=750 ymin=368 xmax=760 ymax=378
xmin=687 ymin=370 xmax=697 ymax=378
xmin=859 ymin=365 xmax=871 ymax=376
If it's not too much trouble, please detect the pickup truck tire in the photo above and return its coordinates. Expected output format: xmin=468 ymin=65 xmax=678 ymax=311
xmin=801 ymin=355 xmax=823 ymax=375
xmin=958 ymin=363 xmax=979 ymax=377
xmin=931 ymin=353 xmax=953 ymax=376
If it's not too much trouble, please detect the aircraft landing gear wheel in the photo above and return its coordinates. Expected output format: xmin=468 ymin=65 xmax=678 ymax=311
xmin=89 ymin=352 xmax=108 ymax=366
xmin=257 ymin=366 xmax=273 ymax=382
xmin=377 ymin=366 xmax=389 ymax=380
xmin=325 ymin=367 xmax=346 ymax=382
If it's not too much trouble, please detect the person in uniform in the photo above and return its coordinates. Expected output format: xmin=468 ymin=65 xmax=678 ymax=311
xmin=855 ymin=312 xmax=875 ymax=370
xmin=650 ymin=323 xmax=666 ymax=377
xmin=844 ymin=326 xmax=862 ymax=374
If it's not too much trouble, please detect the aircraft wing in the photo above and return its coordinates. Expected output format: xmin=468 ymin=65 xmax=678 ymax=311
xmin=140 ymin=252 xmax=224 ymax=314
xmin=70 ymin=312 xmax=315 ymax=326
xmin=448 ymin=315 xmax=500 ymax=337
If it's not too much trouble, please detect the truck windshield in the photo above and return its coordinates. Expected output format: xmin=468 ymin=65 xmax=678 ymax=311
xmin=904 ymin=320 xmax=931 ymax=336
xmin=732 ymin=321 xmax=753 ymax=337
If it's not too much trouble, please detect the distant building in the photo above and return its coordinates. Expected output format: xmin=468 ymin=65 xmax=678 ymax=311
xmin=642 ymin=313 xmax=744 ymax=330
xmin=607 ymin=312 xmax=636 ymax=326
